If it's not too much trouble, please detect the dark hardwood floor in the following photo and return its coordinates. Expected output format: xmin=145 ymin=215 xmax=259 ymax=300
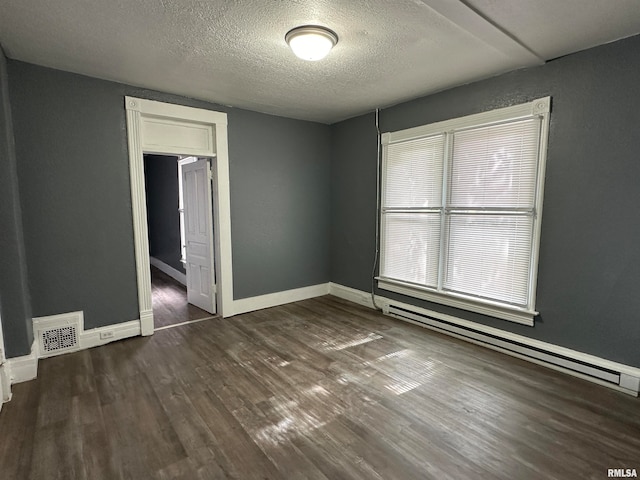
xmin=151 ymin=266 xmax=211 ymax=328
xmin=1 ymin=295 xmax=638 ymax=479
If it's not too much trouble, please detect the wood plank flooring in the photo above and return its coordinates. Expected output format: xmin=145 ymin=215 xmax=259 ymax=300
xmin=1 ymin=295 xmax=638 ymax=479
xmin=151 ymin=266 xmax=211 ymax=328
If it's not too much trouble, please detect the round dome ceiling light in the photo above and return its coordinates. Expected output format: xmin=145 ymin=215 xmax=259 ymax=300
xmin=285 ymin=25 xmax=338 ymax=61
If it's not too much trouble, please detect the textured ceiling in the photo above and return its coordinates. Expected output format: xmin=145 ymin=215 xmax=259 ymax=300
xmin=0 ymin=0 xmax=639 ymax=123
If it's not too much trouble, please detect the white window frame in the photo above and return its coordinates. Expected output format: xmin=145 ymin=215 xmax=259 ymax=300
xmin=177 ymin=156 xmax=198 ymax=264
xmin=378 ymin=97 xmax=551 ymax=326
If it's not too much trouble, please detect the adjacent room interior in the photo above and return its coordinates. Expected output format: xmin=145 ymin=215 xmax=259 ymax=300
xmin=0 ymin=1 xmax=639 ymax=478
xmin=144 ymin=153 xmax=215 ymax=329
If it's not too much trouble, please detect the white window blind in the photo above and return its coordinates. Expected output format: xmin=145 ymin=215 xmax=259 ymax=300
xmin=448 ymin=119 xmax=540 ymax=209
xmin=379 ymin=98 xmax=551 ymax=325
xmin=444 ymin=214 xmax=533 ymax=305
xmin=381 ymin=135 xmax=444 ymax=287
xmin=385 ymin=135 xmax=444 ymax=208
xmin=382 ymin=213 xmax=441 ymax=287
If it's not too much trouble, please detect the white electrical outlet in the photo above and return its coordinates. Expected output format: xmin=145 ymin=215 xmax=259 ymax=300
xmin=99 ymin=331 xmax=114 ymax=340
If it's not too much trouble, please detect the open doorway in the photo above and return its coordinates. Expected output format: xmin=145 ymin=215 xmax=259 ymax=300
xmin=143 ymin=154 xmax=216 ymax=329
xmin=125 ymin=96 xmax=234 ymax=336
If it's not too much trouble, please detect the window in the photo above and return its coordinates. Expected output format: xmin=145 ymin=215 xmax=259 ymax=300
xmin=378 ymin=98 xmax=551 ymax=325
xmin=177 ymin=156 xmax=198 ymax=263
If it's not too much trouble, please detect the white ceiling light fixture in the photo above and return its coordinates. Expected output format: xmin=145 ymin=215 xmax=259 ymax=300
xmin=285 ymin=25 xmax=338 ymax=61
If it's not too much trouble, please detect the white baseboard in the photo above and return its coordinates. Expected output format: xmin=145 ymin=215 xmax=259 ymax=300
xmin=329 ymin=282 xmax=377 ymax=309
xmin=328 ymin=283 xmax=640 ymax=396
xmin=140 ymin=309 xmax=154 ymax=336
xmin=232 ymin=283 xmax=330 ymax=316
xmin=150 ymin=256 xmax=186 ymax=285
xmin=7 ymin=340 xmax=38 ymax=384
xmin=80 ymin=320 xmax=141 ymax=350
xmin=0 ymin=363 xmax=12 ymax=404
xmin=2 ymin=340 xmax=38 ymax=405
xmin=32 ymin=311 xmax=141 ymax=354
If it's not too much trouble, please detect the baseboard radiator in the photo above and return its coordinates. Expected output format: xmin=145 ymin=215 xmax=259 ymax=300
xmin=384 ymin=303 xmax=639 ymax=395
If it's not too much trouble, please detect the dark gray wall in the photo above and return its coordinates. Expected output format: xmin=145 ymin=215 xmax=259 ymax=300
xmin=0 ymin=48 xmax=32 ymax=357
xmin=230 ymin=113 xmax=331 ymax=298
xmin=330 ymin=34 xmax=640 ymax=368
xmin=330 ymin=113 xmax=378 ymax=291
xmin=144 ymin=154 xmax=184 ymax=273
xmin=9 ymin=62 xmax=140 ymax=333
xmin=8 ymin=60 xmax=331 ymax=338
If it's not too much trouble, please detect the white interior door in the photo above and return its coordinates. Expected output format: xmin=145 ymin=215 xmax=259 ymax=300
xmin=183 ymin=158 xmax=216 ymax=314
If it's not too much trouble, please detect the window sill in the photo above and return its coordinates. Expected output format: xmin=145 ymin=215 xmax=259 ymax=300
xmin=376 ymin=278 xmax=536 ymax=326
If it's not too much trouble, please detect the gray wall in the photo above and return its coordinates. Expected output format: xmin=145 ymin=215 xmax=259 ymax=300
xmin=330 ymin=34 xmax=640 ymax=368
xmin=9 ymin=62 xmax=140 ymax=335
xmin=6 ymin=60 xmax=331 ymax=350
xmin=330 ymin=113 xmax=378 ymax=292
xmin=144 ymin=154 xmax=184 ymax=273
xmin=0 ymin=48 xmax=32 ymax=357
xmin=230 ymin=112 xmax=331 ymax=298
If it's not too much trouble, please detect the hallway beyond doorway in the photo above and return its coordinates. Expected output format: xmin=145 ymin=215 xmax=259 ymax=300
xmin=151 ymin=266 xmax=211 ymax=328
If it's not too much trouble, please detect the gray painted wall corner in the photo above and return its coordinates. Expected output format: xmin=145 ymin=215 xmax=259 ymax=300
xmin=329 ymin=113 xmax=378 ymax=291
xmin=0 ymin=46 xmax=33 ymax=357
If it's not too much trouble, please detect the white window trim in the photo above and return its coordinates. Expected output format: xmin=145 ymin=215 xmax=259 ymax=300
xmin=378 ymin=97 xmax=551 ymax=326
xmin=377 ymin=278 xmax=536 ymax=325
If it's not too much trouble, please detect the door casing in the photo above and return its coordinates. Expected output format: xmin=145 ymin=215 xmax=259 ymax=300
xmin=125 ymin=97 xmax=234 ymax=335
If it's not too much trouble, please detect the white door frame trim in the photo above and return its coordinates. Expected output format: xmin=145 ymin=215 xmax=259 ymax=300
xmin=125 ymin=97 xmax=234 ymax=334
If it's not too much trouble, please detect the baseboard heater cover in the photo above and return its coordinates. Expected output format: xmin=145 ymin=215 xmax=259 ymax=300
xmin=385 ymin=303 xmax=639 ymax=395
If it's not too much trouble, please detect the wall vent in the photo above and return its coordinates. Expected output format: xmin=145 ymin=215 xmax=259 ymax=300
xmin=33 ymin=312 xmax=83 ymax=358
xmin=41 ymin=326 xmax=78 ymax=354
